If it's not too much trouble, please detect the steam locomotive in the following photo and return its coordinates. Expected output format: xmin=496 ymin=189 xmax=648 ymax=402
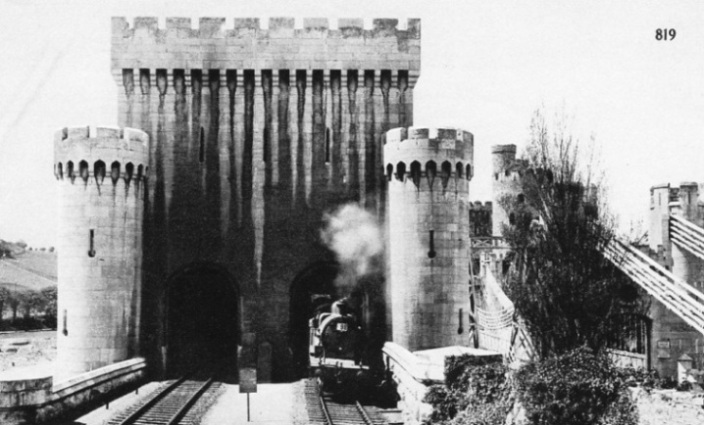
xmin=308 ymin=296 xmax=373 ymax=398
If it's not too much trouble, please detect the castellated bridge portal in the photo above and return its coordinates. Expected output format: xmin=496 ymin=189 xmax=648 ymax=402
xmin=108 ymin=17 xmax=421 ymax=380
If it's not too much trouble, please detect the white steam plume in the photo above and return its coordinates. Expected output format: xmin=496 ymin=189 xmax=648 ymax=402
xmin=320 ymin=204 xmax=384 ymax=288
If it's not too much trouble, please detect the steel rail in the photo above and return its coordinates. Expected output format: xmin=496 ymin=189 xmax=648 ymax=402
xmin=166 ymin=378 xmax=214 ymax=425
xmin=113 ymin=377 xmax=187 ymax=425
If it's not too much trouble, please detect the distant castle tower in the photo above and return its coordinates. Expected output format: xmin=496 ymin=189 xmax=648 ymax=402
xmin=384 ymin=127 xmax=473 ymax=350
xmin=491 ymin=144 xmax=523 ymax=236
xmin=54 ymin=126 xmax=148 ymax=379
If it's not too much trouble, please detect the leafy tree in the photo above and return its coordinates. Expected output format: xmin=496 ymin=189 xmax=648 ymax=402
xmin=0 ymin=287 xmax=9 ymax=323
xmin=8 ymin=291 xmax=22 ymax=322
xmin=22 ymin=290 xmax=44 ymax=320
xmin=501 ymin=109 xmax=648 ymax=358
xmin=41 ymin=286 xmax=57 ymax=328
xmin=0 ymin=241 xmax=13 ymax=259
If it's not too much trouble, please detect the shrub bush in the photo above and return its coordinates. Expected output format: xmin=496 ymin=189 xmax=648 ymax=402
xmin=659 ymin=377 xmax=677 ymax=390
xmin=616 ymin=367 xmax=659 ymax=390
xmin=515 ymin=347 xmax=638 ymax=425
xmin=424 ymin=354 xmax=511 ymax=425
xmin=675 ymin=380 xmax=692 ymax=392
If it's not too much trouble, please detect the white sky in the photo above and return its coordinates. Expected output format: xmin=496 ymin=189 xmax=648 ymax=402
xmin=0 ymin=0 xmax=703 ymax=247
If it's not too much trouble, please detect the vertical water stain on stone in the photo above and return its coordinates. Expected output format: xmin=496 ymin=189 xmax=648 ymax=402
xmin=398 ymin=70 xmax=409 ymax=128
xmin=278 ymin=70 xmax=291 ymax=198
xmin=243 ymin=70 xmax=255 ymax=225
xmin=226 ymin=70 xmax=239 ymax=233
xmin=330 ymin=71 xmax=342 ymax=188
xmin=364 ymin=70 xmax=376 ymax=209
xmin=295 ymin=70 xmax=307 ymax=207
xmin=312 ymin=70 xmax=325 ymax=199
xmin=347 ymin=70 xmax=359 ymax=199
xmin=122 ymin=70 xmax=134 ymax=128
xmin=206 ymin=70 xmax=222 ymax=256
xmin=263 ymin=70 xmax=273 ymax=187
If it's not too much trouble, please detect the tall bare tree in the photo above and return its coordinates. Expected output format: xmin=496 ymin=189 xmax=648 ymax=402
xmin=501 ymin=109 xmax=648 ymax=358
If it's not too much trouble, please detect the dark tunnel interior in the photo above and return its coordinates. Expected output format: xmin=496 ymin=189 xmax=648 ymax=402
xmin=166 ymin=266 xmax=239 ymax=379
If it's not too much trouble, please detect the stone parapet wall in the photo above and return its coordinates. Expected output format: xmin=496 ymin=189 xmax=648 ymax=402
xmin=382 ymin=343 xmax=437 ymax=425
xmin=0 ymin=358 xmax=146 ymax=425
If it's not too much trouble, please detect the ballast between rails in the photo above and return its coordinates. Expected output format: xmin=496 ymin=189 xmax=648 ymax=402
xmin=109 ymin=376 xmax=216 ymax=425
xmin=306 ymin=378 xmax=384 ymax=425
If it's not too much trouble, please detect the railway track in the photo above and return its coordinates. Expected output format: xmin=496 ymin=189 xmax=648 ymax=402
xmin=107 ymin=375 xmax=221 ymax=425
xmin=306 ymin=379 xmax=386 ymax=425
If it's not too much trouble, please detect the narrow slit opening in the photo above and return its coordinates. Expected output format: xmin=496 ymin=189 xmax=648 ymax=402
xmin=457 ymin=308 xmax=464 ymax=334
xmin=428 ymin=230 xmax=436 ymax=259
xmin=199 ymin=127 xmax=205 ymax=163
xmin=88 ymin=229 xmax=96 ymax=258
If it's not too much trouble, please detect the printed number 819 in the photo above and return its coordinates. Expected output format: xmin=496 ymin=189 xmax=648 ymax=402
xmin=656 ymin=29 xmax=676 ymax=40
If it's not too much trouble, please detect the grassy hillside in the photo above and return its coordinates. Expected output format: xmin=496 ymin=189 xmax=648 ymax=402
xmin=0 ymin=243 xmax=56 ymax=291
xmin=9 ymin=251 xmax=57 ymax=281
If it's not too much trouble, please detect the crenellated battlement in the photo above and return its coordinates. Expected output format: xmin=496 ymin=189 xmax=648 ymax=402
xmin=112 ymin=17 xmax=420 ymax=75
xmin=470 ymin=201 xmax=493 ymax=211
xmin=385 ymin=127 xmax=473 ymax=160
xmin=650 ymin=182 xmax=704 ymax=203
xmin=112 ymin=17 xmax=420 ymax=38
xmin=54 ymin=126 xmax=149 ymax=186
xmin=55 ymin=126 xmax=148 ymax=145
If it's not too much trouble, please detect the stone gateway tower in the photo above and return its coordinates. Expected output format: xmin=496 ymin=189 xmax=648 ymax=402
xmin=110 ymin=17 xmax=420 ymax=379
xmin=384 ymin=127 xmax=474 ymax=351
xmin=54 ymin=126 xmax=148 ymax=379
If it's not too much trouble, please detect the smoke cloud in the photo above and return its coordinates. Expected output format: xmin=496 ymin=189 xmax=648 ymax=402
xmin=321 ymin=204 xmax=384 ymax=290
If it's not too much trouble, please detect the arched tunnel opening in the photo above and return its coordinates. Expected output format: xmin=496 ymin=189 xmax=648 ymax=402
xmin=288 ymin=261 xmax=387 ymax=380
xmin=165 ymin=264 xmax=239 ymax=379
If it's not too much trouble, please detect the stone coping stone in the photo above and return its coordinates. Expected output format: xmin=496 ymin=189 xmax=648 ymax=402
xmin=0 ymin=362 xmax=53 ymax=382
xmin=383 ymin=342 xmax=501 ymax=384
xmin=413 ymin=346 xmax=502 ymax=382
